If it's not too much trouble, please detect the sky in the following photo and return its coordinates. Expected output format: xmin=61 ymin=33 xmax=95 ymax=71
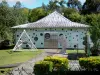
xmin=0 ymin=0 xmax=86 ymax=9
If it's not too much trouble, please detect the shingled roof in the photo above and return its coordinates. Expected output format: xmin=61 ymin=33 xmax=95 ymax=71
xmin=12 ymin=11 xmax=89 ymax=28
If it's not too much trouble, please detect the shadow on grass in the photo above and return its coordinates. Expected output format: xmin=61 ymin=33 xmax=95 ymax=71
xmin=68 ymin=53 xmax=86 ymax=60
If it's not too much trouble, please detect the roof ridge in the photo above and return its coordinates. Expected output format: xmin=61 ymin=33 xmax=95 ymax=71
xmin=53 ymin=11 xmax=71 ymax=22
xmin=36 ymin=11 xmax=71 ymax=23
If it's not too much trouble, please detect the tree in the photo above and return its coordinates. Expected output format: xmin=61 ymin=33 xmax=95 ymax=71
xmin=0 ymin=0 xmax=28 ymax=42
xmin=67 ymin=0 xmax=82 ymax=11
xmin=0 ymin=0 xmax=9 ymax=7
xmin=58 ymin=0 xmax=66 ymax=7
xmin=13 ymin=1 xmax=21 ymax=9
xmin=63 ymin=8 xmax=78 ymax=18
xmin=82 ymin=0 xmax=100 ymax=14
xmin=13 ymin=1 xmax=28 ymax=25
xmin=0 ymin=0 xmax=14 ymax=41
xmin=85 ymin=14 xmax=100 ymax=44
xmin=47 ymin=0 xmax=59 ymax=11
xmin=28 ymin=8 xmax=47 ymax=22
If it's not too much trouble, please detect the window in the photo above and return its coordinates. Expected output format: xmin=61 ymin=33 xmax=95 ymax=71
xmin=34 ymin=37 xmax=38 ymax=41
xmin=26 ymin=45 xmax=29 ymax=48
xmin=59 ymin=34 xmax=63 ymax=36
xmin=17 ymin=35 xmax=19 ymax=37
xmin=41 ymin=43 xmax=43 ymax=45
xmin=74 ymin=45 xmax=77 ymax=48
xmin=40 ymin=33 xmax=43 ymax=36
xmin=45 ymin=33 xmax=50 ymax=39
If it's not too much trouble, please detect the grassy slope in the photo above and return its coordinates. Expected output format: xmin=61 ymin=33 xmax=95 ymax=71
xmin=0 ymin=49 xmax=42 ymax=66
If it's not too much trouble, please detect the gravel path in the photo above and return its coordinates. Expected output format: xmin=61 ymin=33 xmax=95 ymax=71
xmin=68 ymin=60 xmax=80 ymax=71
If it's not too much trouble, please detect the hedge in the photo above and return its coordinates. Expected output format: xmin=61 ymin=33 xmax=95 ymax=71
xmin=79 ymin=57 xmax=100 ymax=71
xmin=34 ymin=61 xmax=53 ymax=75
xmin=44 ymin=56 xmax=68 ymax=71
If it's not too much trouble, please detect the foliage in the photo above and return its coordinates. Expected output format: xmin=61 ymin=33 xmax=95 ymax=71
xmin=44 ymin=56 xmax=68 ymax=70
xmin=63 ymin=8 xmax=78 ymax=17
xmin=34 ymin=61 xmax=53 ymax=75
xmin=82 ymin=0 xmax=100 ymax=14
xmin=0 ymin=0 xmax=29 ymax=45
xmin=90 ymin=39 xmax=100 ymax=56
xmin=34 ymin=56 xmax=68 ymax=75
xmin=67 ymin=0 xmax=82 ymax=11
xmin=28 ymin=8 xmax=47 ymax=22
xmin=85 ymin=14 xmax=100 ymax=44
xmin=79 ymin=57 xmax=100 ymax=71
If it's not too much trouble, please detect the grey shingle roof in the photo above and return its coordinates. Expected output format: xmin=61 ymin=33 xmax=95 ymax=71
xmin=12 ymin=11 xmax=89 ymax=28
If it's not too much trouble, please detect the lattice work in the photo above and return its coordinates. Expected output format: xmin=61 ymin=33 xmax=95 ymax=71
xmin=13 ymin=30 xmax=37 ymax=51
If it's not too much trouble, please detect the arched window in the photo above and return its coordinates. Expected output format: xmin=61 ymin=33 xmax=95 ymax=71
xmin=45 ymin=33 xmax=50 ymax=39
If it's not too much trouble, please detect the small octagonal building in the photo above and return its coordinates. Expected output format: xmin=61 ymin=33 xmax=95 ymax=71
xmin=12 ymin=11 xmax=89 ymax=49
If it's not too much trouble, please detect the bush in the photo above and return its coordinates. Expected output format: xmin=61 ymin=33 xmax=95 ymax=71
xmin=0 ymin=40 xmax=10 ymax=49
xmin=44 ymin=56 xmax=68 ymax=71
xmin=79 ymin=57 xmax=100 ymax=71
xmin=34 ymin=61 xmax=53 ymax=75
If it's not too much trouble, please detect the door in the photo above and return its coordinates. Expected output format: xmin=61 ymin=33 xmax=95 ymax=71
xmin=44 ymin=32 xmax=58 ymax=49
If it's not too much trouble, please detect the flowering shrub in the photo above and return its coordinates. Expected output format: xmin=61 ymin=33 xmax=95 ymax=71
xmin=34 ymin=61 xmax=53 ymax=75
xmin=79 ymin=57 xmax=100 ymax=71
xmin=44 ymin=56 xmax=68 ymax=71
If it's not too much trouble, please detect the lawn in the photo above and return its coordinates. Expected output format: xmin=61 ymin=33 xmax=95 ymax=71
xmin=89 ymin=56 xmax=100 ymax=59
xmin=66 ymin=50 xmax=85 ymax=54
xmin=0 ymin=49 xmax=42 ymax=66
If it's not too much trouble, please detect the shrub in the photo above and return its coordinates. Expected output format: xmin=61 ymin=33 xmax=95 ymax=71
xmin=34 ymin=61 xmax=53 ymax=75
xmin=79 ymin=57 xmax=100 ymax=71
xmin=44 ymin=56 xmax=68 ymax=71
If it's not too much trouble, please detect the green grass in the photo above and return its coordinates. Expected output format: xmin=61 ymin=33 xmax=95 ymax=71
xmin=66 ymin=50 xmax=85 ymax=54
xmin=89 ymin=56 xmax=100 ymax=59
xmin=0 ymin=49 xmax=42 ymax=66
